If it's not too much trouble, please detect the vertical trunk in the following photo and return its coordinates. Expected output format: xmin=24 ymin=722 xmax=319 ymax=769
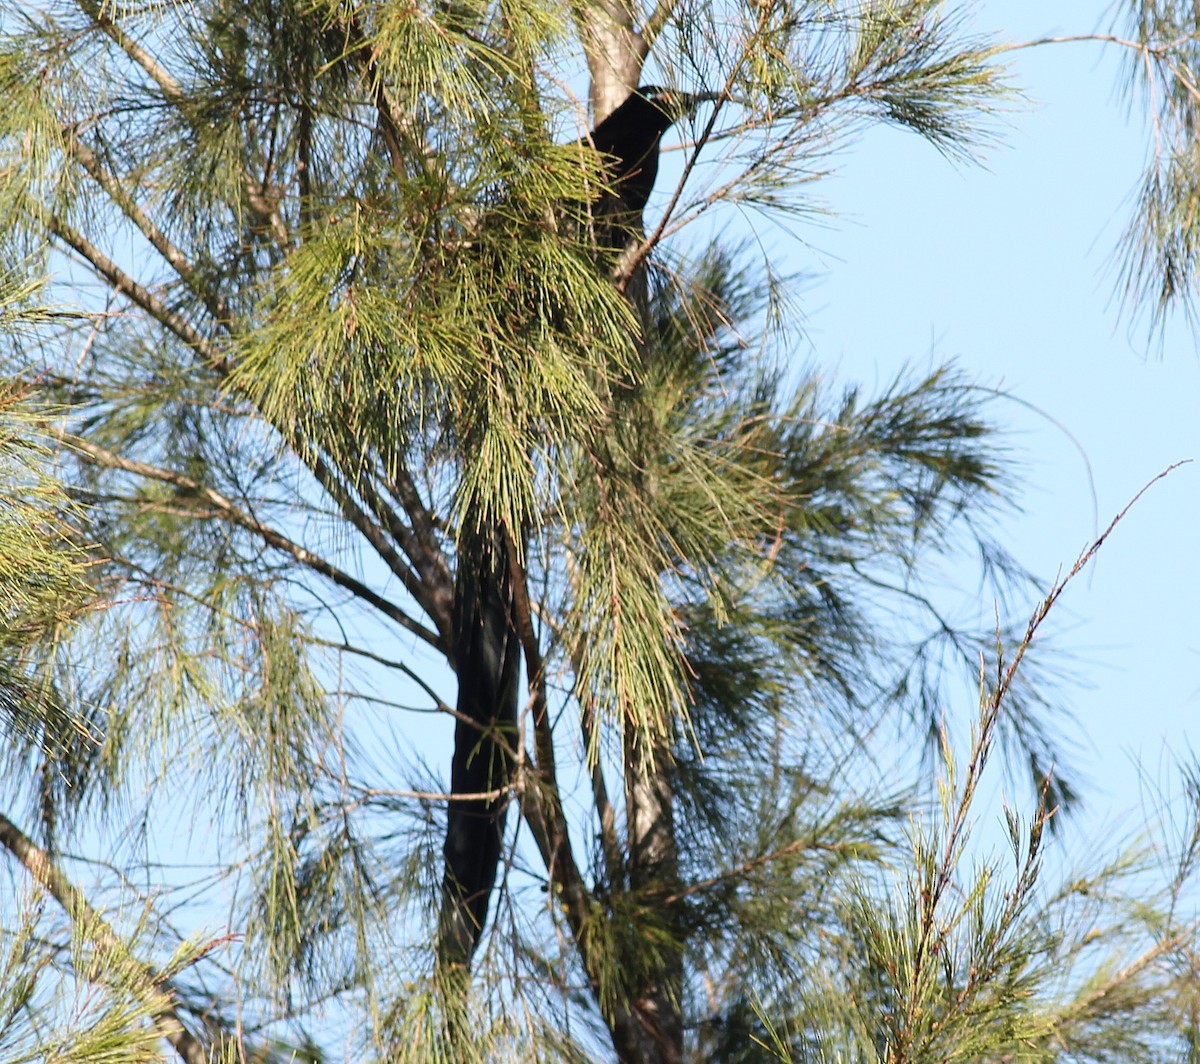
xmin=623 ymin=731 xmax=684 ymax=1064
xmin=615 ymin=237 xmax=684 ymax=1064
xmin=438 ymin=524 xmax=520 ymax=969
xmin=580 ymin=0 xmax=647 ymax=122
xmin=576 ymin=19 xmax=688 ymax=1061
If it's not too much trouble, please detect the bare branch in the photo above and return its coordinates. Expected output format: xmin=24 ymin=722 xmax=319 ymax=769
xmin=324 ymin=428 xmax=454 ymax=638
xmin=305 ymin=633 xmax=450 ymax=708
xmin=991 ymin=461 xmax=1189 ymax=714
xmin=54 ymin=428 xmax=443 ymax=650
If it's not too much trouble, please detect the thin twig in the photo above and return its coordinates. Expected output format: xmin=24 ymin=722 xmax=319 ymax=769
xmin=52 ymin=427 xmax=441 ymax=649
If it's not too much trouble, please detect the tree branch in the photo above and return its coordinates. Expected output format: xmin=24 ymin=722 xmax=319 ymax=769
xmin=503 ymin=532 xmax=552 ymax=783
xmin=63 ymin=131 xmax=229 ymax=327
xmin=640 ymin=0 xmax=681 ymax=56
xmin=578 ymin=0 xmax=645 ymax=119
xmin=383 ymin=459 xmax=454 ymax=614
xmin=0 ymin=810 xmax=208 ymax=1064
xmin=54 ymin=428 xmax=442 ymax=650
xmin=334 ymin=7 xmax=438 ymax=181
xmin=500 ymin=533 xmax=647 ymax=1060
xmin=345 ymin=18 xmax=407 ymax=178
xmin=324 ymin=427 xmax=454 ymax=639
xmin=39 ymin=204 xmax=224 ymax=368
xmin=305 ymin=449 xmax=450 ymax=645
xmin=304 ymin=634 xmax=450 ymax=708
xmin=76 ymin=0 xmax=291 ymax=247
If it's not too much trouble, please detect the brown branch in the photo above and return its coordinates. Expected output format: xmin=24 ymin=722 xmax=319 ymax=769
xmin=579 ymin=696 xmax=624 ymax=888
xmin=503 ymin=531 xmax=552 ymax=779
xmin=54 ymin=428 xmax=442 ymax=649
xmin=39 ymin=205 xmax=223 ymax=368
xmin=382 ymin=460 xmax=454 ymax=614
xmin=76 ymin=0 xmax=185 ymax=102
xmin=323 ymin=428 xmax=453 ymax=640
xmin=997 ymin=32 xmax=1170 ymax=59
xmin=305 ymin=635 xmax=451 ymax=708
xmin=501 ymin=533 xmax=648 ymax=1061
xmin=305 ymin=450 xmax=449 ymax=644
xmin=334 ymin=8 xmax=435 ymax=181
xmin=517 ymin=779 xmax=644 ymax=1059
xmin=63 ymin=132 xmax=229 ymax=326
xmin=356 ymin=783 xmax=510 ymax=803
xmin=519 ymin=774 xmax=651 ymax=1061
xmin=558 ymin=546 xmax=623 ymax=889
xmin=991 ymin=462 xmax=1188 ymax=717
xmin=383 ymin=461 xmax=443 ymax=562
xmin=0 ymin=810 xmax=208 ymax=1064
xmin=76 ymin=0 xmax=290 ymax=247
xmin=358 ymin=43 xmax=407 ymax=177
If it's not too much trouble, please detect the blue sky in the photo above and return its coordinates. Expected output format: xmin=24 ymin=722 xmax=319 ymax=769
xmin=797 ymin=2 xmax=1199 ymax=834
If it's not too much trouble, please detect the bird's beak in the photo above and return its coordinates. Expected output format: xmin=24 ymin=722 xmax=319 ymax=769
xmin=671 ymin=89 xmax=721 ymax=120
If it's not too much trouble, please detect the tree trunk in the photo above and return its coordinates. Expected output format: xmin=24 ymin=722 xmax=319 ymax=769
xmin=580 ymin=0 xmax=647 ymax=122
xmin=581 ymin=14 xmax=685 ymax=1061
xmin=623 ymin=732 xmax=684 ymax=1064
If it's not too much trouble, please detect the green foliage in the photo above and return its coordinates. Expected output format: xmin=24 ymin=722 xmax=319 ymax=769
xmin=0 ymin=1 xmax=1194 ymax=1062
xmin=0 ymin=276 xmax=99 ymax=845
xmin=1116 ymin=1 xmax=1200 ymax=329
xmin=754 ymin=727 xmax=1200 ymax=1063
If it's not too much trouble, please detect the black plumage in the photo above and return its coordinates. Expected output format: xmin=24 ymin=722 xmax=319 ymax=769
xmin=437 ymin=84 xmax=715 ymax=970
xmin=583 ymin=85 xmax=718 ymax=251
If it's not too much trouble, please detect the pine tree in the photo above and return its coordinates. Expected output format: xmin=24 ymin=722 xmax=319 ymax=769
xmin=0 ymin=1 xmax=1197 ymax=1061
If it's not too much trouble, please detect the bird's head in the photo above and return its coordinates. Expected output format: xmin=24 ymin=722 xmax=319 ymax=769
xmin=637 ymin=85 xmax=720 ymax=129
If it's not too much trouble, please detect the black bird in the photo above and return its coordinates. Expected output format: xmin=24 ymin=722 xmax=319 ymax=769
xmin=582 ymin=85 xmax=719 ymax=252
xmin=437 ymin=84 xmax=716 ymax=971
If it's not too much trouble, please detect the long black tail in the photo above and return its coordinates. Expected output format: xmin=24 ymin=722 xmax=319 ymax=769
xmin=438 ymin=523 xmax=520 ymax=968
